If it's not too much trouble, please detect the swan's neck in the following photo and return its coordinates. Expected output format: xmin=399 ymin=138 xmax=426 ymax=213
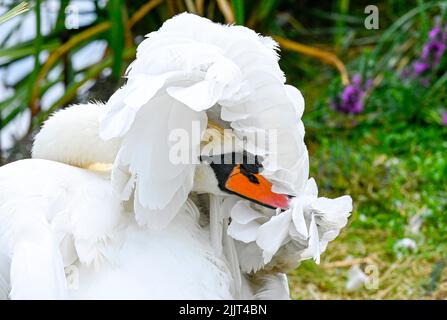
xmin=192 ymin=164 xmax=224 ymax=195
xmin=32 ymin=104 xmax=121 ymax=168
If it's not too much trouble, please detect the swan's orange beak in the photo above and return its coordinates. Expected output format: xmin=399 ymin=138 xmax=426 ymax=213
xmin=224 ymin=164 xmax=289 ymax=210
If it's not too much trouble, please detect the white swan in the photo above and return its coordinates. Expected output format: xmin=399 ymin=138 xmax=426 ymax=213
xmin=0 ymin=104 xmax=290 ymax=299
xmin=0 ymin=13 xmax=352 ymax=300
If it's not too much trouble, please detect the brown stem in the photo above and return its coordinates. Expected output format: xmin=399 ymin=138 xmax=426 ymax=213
xmin=30 ymin=22 xmax=112 ymax=116
xmin=127 ymin=0 xmax=165 ymax=29
xmin=216 ymin=0 xmax=234 ymax=24
xmin=273 ymin=35 xmax=350 ymax=86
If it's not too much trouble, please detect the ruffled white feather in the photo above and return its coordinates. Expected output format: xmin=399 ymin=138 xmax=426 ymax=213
xmin=228 ymin=178 xmax=353 ymax=267
xmin=99 ymin=13 xmax=309 ymax=229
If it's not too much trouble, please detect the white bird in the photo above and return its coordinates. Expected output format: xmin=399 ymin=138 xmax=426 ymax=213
xmin=0 ymin=13 xmax=352 ymax=300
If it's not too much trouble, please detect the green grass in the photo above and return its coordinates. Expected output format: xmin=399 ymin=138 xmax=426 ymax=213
xmin=286 ymin=86 xmax=447 ymax=299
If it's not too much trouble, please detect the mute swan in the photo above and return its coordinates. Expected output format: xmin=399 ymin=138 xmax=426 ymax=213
xmin=0 ymin=13 xmax=352 ymax=300
xmin=0 ymin=107 xmax=290 ymax=299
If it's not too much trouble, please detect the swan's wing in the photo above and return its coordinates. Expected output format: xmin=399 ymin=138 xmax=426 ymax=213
xmin=0 ymin=251 xmax=10 ymax=299
xmin=102 ymin=89 xmax=207 ymax=229
xmin=0 ymin=160 xmax=124 ymax=299
xmin=0 ymin=199 xmax=68 ymax=299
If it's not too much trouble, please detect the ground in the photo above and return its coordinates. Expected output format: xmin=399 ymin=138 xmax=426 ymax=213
xmin=288 ymin=111 xmax=447 ymax=299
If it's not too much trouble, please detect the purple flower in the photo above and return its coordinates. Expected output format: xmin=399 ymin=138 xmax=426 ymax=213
xmin=403 ymin=21 xmax=447 ymax=82
xmin=429 ymin=26 xmax=441 ymax=40
xmin=442 ymin=112 xmax=447 ymax=126
xmin=413 ymin=61 xmax=430 ymax=74
xmin=332 ymin=74 xmax=371 ymax=114
xmin=422 ymin=40 xmax=446 ymax=63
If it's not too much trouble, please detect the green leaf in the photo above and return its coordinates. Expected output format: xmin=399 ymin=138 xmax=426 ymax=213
xmin=0 ymin=41 xmax=60 ymax=65
xmin=55 ymin=0 xmax=70 ymax=31
xmin=335 ymin=0 xmax=350 ymax=50
xmin=107 ymin=0 xmax=125 ymax=79
xmin=0 ymin=2 xmax=29 ymax=25
xmin=232 ymin=0 xmax=244 ymax=25
xmin=1 ymin=104 xmax=27 ymax=129
xmin=372 ymin=1 xmax=443 ymax=60
xmin=417 ymin=0 xmax=429 ymax=42
xmin=257 ymin=0 xmax=278 ymax=20
xmin=33 ymin=47 xmax=136 ymax=128
xmin=0 ymin=78 xmax=31 ymax=129
xmin=428 ymin=70 xmax=447 ymax=96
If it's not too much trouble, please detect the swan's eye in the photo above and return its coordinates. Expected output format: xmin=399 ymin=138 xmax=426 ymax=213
xmin=239 ymin=165 xmax=260 ymax=184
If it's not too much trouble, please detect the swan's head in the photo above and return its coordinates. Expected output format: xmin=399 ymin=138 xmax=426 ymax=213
xmin=97 ymin=13 xmax=309 ymax=227
xmin=193 ymin=127 xmax=290 ymax=210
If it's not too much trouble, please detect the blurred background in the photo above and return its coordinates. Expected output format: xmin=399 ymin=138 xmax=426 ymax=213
xmin=0 ymin=0 xmax=446 ymax=299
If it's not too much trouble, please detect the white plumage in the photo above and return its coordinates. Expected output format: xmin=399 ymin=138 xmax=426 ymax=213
xmin=0 ymin=159 xmax=237 ymax=299
xmin=0 ymin=13 xmax=352 ymax=299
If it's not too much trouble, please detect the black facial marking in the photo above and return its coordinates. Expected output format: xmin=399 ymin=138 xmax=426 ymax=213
xmin=202 ymin=151 xmax=264 ymax=189
xmin=239 ymin=164 xmax=260 ymax=184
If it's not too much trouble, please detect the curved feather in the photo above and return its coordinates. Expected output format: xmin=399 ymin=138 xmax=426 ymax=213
xmin=99 ymin=13 xmax=308 ymax=228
